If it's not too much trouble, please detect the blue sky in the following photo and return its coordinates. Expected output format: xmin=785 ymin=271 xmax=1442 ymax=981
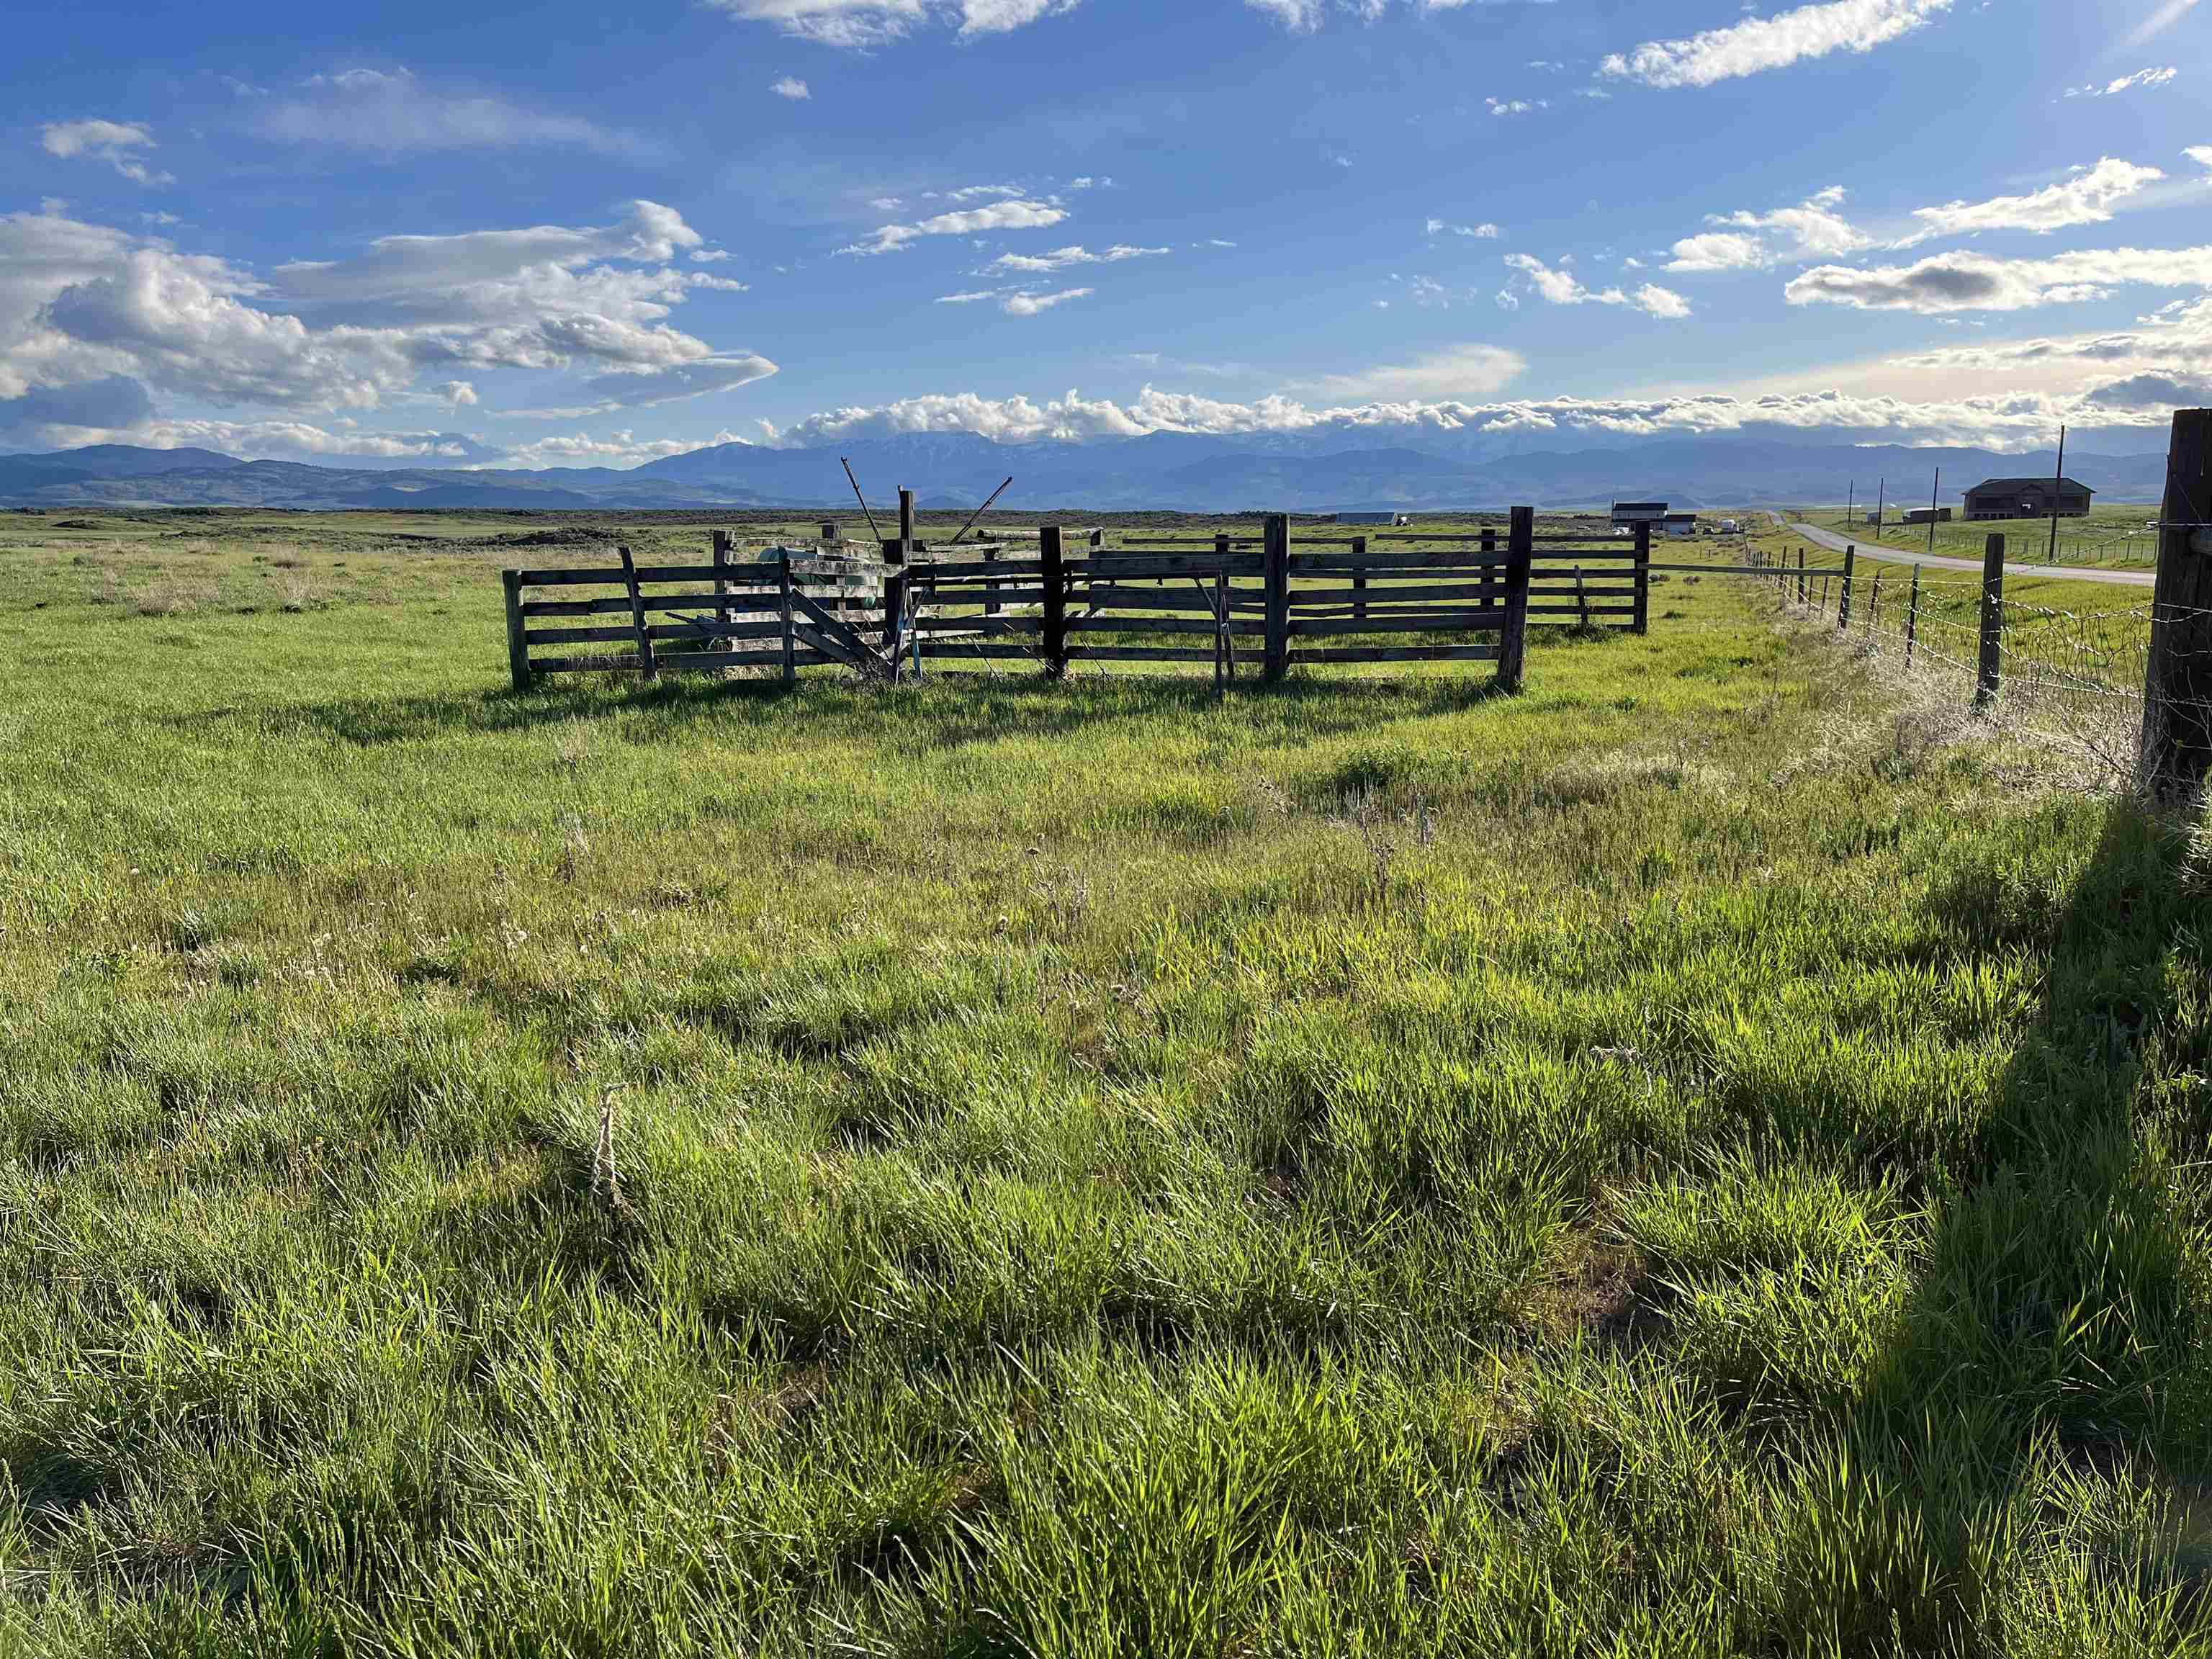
xmin=1 ymin=0 xmax=2207 ymax=467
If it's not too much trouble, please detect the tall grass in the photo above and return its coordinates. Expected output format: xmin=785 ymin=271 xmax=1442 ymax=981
xmin=2 ymin=516 xmax=2211 ymax=1654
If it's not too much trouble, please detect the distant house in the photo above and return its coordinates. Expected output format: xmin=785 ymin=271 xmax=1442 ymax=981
xmin=1660 ymin=512 xmax=1699 ymax=539
xmin=1962 ymin=477 xmax=2093 ymax=521
xmin=1902 ymin=507 xmax=1953 ymax=525
xmin=1335 ymin=511 xmax=1409 ymax=526
xmin=1611 ymin=500 xmax=1668 ymax=527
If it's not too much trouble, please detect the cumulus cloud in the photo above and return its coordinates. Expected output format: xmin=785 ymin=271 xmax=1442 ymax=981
xmin=1602 ymin=0 xmax=1950 ymax=88
xmin=1426 ymin=219 xmax=1501 ymax=239
xmin=501 ymin=427 xmax=753 ymax=468
xmin=1787 ymin=243 xmax=2212 ymax=312
xmin=2064 ymin=66 xmax=2177 ymax=96
xmin=1899 ymin=157 xmax=2166 ymax=244
xmin=704 ymin=0 xmax=1076 ymax=46
xmin=40 ymin=120 xmax=171 ymax=186
xmin=2191 ymin=145 xmax=2212 ymax=169
xmin=770 ymin=76 xmax=811 ymax=99
xmin=983 ymin=243 xmax=1167 ymax=272
xmin=840 ymin=197 xmax=1067 ymax=256
xmin=1666 ymin=186 xmax=1872 ymax=271
xmin=1503 ymin=254 xmax=1693 ymax=318
xmin=0 ymin=200 xmax=777 ymax=448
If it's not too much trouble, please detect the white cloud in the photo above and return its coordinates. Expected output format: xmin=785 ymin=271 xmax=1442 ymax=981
xmin=0 ymin=201 xmax=776 ymax=439
xmin=1485 ymin=98 xmax=1546 ymax=117
xmin=1503 ymin=253 xmax=1694 ymax=318
xmin=40 ymin=120 xmax=171 ymax=186
xmin=770 ymin=76 xmax=811 ymax=99
xmin=1290 ymin=341 xmax=1527 ymax=402
xmin=254 ymin=66 xmax=637 ymax=156
xmin=1900 ymin=157 xmax=2165 ymax=243
xmin=840 ymin=197 xmax=1067 ymax=256
xmin=2064 ymin=65 xmax=2177 ymax=96
xmin=1601 ymin=0 xmax=1950 ymax=88
xmin=1786 ymin=243 xmax=2212 ymax=312
xmin=2190 ymin=146 xmax=2212 ymax=169
xmin=1668 ymin=187 xmax=1871 ymax=271
xmin=2122 ymin=0 xmax=2199 ymax=49
xmin=1426 ymin=220 xmax=1501 ymax=239
xmin=983 ymin=243 xmax=1167 ymax=272
xmin=703 ymin=0 xmax=1076 ymax=45
xmin=501 ymin=427 xmax=753 ymax=467
xmin=1002 ymin=286 xmax=1092 ymax=316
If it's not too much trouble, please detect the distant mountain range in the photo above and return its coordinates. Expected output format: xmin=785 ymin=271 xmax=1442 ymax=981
xmin=0 ymin=433 xmax=2171 ymax=514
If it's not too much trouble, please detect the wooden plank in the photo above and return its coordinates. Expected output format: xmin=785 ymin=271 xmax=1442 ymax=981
xmin=1288 ymin=644 xmax=1501 ymax=664
xmin=1288 ymin=549 xmax=1507 ymax=572
xmin=912 ymin=642 xmax=1040 ymax=660
xmin=1289 ymin=613 xmax=1505 ymax=638
xmin=525 ymin=622 xmax=786 ymax=647
xmin=1072 ymin=554 xmax=1267 ymax=579
xmin=516 ymin=560 xmax=876 ymax=588
xmin=520 ymin=590 xmax=875 ymax=618
xmin=1064 ymin=614 xmax=1267 ymax=637
xmin=910 ymin=613 xmax=1044 ymax=637
xmin=909 ymin=558 xmax=1046 ymax=582
xmin=1287 ymin=582 xmax=1516 ymax=607
xmin=791 ymin=586 xmax=887 ymax=678
xmin=1065 ymin=645 xmax=1218 ymax=662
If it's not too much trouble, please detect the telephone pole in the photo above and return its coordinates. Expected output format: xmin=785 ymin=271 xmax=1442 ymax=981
xmin=2048 ymin=424 xmax=2067 ymax=565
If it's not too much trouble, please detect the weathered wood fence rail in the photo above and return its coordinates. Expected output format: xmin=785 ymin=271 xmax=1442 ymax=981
xmin=502 ymin=505 xmax=1749 ymax=695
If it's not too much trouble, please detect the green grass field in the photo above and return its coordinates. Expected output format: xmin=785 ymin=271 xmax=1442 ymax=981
xmin=6 ymin=511 xmax=2212 ymax=1656
xmin=1802 ymin=504 xmax=2162 ymax=570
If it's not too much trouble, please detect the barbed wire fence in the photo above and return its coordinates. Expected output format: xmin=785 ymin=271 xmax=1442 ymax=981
xmin=1746 ymin=543 xmax=2170 ymax=791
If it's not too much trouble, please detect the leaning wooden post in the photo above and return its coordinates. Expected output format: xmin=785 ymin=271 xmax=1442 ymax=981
xmin=2143 ymin=410 xmax=2212 ymax=793
xmin=1976 ymin=532 xmax=2005 ymax=709
xmin=711 ymin=529 xmax=734 ymax=644
xmin=879 ymin=489 xmax=911 ymax=679
xmin=502 ymin=569 xmax=531 ymax=691
xmin=1040 ymin=523 xmax=1068 ymax=680
xmin=1869 ymin=568 xmax=1884 ymax=641
xmin=778 ymin=550 xmax=796 ymax=685
xmin=1838 ymin=544 xmax=1856 ymax=634
xmin=1498 ymin=505 xmax=1534 ymax=693
xmin=1352 ymin=535 xmax=1368 ymax=622
xmin=619 ymin=545 xmax=656 ymax=683
xmin=1905 ymin=565 xmax=1921 ymax=666
xmin=1632 ymin=520 xmax=1652 ymax=634
xmin=1262 ymin=513 xmax=1290 ymax=685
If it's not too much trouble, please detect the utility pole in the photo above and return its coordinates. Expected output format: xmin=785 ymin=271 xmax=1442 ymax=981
xmin=1848 ymin=480 xmax=1855 ymax=529
xmin=1928 ymin=469 xmax=1941 ymax=556
xmin=2049 ymin=424 xmax=2067 ymax=566
xmin=1875 ymin=478 xmax=1885 ymax=536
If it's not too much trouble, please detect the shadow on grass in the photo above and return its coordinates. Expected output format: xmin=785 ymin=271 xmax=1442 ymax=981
xmin=1835 ymin=800 xmax=2212 ymax=1647
xmin=178 ymin=667 xmax=1517 ymax=752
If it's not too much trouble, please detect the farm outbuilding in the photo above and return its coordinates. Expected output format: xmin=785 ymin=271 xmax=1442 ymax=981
xmin=1962 ymin=477 xmax=2093 ymax=521
xmin=1611 ymin=500 xmax=1668 ymax=527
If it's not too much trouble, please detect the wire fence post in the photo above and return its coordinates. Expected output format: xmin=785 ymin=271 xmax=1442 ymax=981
xmin=2142 ymin=408 xmax=2212 ymax=793
xmin=502 ymin=570 xmax=531 ymax=691
xmin=778 ymin=550 xmax=796 ymax=685
xmin=1976 ymin=532 xmax=2005 ymax=709
xmin=1905 ymin=565 xmax=1920 ymax=667
xmin=1797 ymin=544 xmax=1806 ymax=606
xmin=1838 ymin=544 xmax=1855 ymax=634
xmin=1869 ymin=567 xmax=1884 ymax=642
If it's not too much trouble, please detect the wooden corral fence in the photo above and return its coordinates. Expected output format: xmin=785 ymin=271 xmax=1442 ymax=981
xmin=500 ymin=495 xmax=1756 ymax=695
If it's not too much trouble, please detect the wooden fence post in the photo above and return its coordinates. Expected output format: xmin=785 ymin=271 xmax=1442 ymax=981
xmin=619 ymin=545 xmax=656 ymax=683
xmin=1263 ymin=513 xmax=1290 ymax=685
xmin=984 ymin=544 xmax=1000 ymax=618
xmin=1838 ymin=544 xmax=1856 ymax=634
xmin=1481 ymin=526 xmax=1498 ymax=610
xmin=1905 ymin=565 xmax=1920 ymax=667
xmin=1977 ymin=533 xmax=2005 ymax=709
xmin=1632 ymin=521 xmax=1651 ymax=634
xmin=1352 ymin=535 xmax=1367 ymax=621
xmin=1498 ymin=505 xmax=1534 ymax=693
xmin=778 ymin=551 xmax=796 ymax=685
xmin=1040 ymin=524 xmax=1067 ymax=680
xmin=1869 ymin=568 xmax=1884 ymax=641
xmin=502 ymin=570 xmax=531 ymax=691
xmin=711 ymin=529 xmax=733 ymax=645
xmin=1797 ymin=545 xmax=1806 ymax=606
xmin=1574 ymin=564 xmax=1589 ymax=627
xmin=1215 ymin=568 xmax=1232 ymax=696
xmin=2142 ymin=409 xmax=2212 ymax=793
